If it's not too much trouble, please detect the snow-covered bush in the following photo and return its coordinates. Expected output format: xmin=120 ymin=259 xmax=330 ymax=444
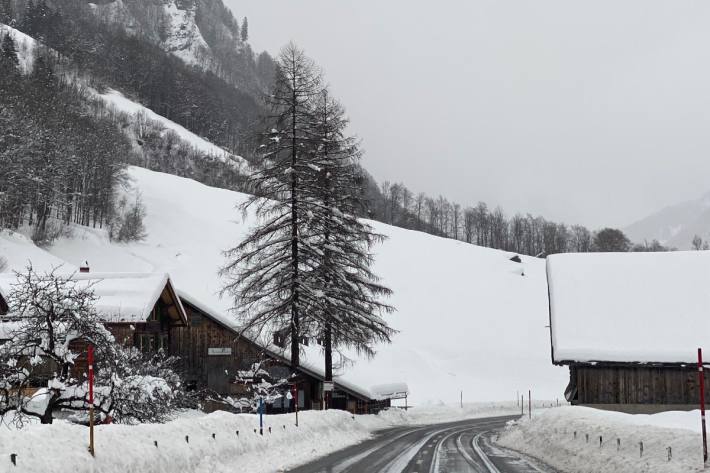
xmin=0 ymin=266 xmax=188 ymax=425
xmin=225 ymin=358 xmax=290 ymax=413
xmin=98 ymin=350 xmax=198 ymax=424
xmin=109 ymin=195 xmax=147 ymax=242
xmin=31 ymin=218 xmax=72 ymax=246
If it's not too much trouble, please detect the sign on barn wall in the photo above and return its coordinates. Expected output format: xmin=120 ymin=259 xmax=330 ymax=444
xmin=208 ymin=347 xmax=232 ymax=356
xmin=323 ymin=382 xmax=334 ymax=392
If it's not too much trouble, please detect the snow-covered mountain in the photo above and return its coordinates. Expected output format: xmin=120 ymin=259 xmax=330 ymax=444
xmin=88 ymin=0 xmax=264 ymax=91
xmin=0 ymin=167 xmax=567 ymax=405
xmin=624 ymin=191 xmax=710 ymax=250
xmin=91 ymin=0 xmax=211 ymax=65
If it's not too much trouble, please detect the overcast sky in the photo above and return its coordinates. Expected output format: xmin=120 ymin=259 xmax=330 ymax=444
xmin=226 ymin=0 xmax=710 ymax=229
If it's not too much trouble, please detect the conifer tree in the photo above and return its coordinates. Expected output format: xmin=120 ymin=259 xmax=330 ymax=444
xmin=0 ymin=0 xmax=13 ymax=24
xmin=221 ymin=42 xmax=322 ymax=369
xmin=241 ymin=17 xmax=248 ymax=42
xmin=306 ymin=90 xmax=395 ymax=404
xmin=0 ymin=33 xmax=19 ymax=67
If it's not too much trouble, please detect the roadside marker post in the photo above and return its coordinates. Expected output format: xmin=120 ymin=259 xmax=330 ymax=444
xmin=88 ymin=345 xmax=95 ymax=457
xmin=259 ymin=398 xmax=264 ymax=435
xmin=699 ymin=348 xmax=708 ymax=466
xmin=291 ymin=384 xmax=299 ymax=427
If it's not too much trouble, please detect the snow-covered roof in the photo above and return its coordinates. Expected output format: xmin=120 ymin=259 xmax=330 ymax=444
xmin=370 ymin=383 xmax=409 ymax=400
xmin=0 ymin=272 xmax=187 ymax=325
xmin=0 ymin=320 xmax=21 ymax=340
xmin=548 ymin=251 xmax=710 ymax=364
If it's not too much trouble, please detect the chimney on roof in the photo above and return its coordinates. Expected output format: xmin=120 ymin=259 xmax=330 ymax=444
xmin=80 ymin=261 xmax=90 ymax=273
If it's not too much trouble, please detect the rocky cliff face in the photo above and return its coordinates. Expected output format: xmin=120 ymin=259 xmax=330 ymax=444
xmin=89 ymin=0 xmax=265 ymax=91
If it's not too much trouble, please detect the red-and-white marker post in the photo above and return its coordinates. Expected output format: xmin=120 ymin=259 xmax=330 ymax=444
xmin=699 ymin=348 xmax=707 ymax=466
xmin=88 ymin=344 xmax=95 ymax=457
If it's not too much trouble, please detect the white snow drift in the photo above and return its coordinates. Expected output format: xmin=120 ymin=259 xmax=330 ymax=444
xmin=0 ymin=403 xmax=520 ymax=473
xmin=498 ymin=406 xmax=707 ymax=473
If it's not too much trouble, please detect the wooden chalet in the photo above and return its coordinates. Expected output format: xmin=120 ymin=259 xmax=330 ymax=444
xmin=174 ymin=292 xmax=392 ymax=414
xmin=0 ymin=269 xmax=189 ymax=381
xmin=547 ymin=251 xmax=710 ymax=413
xmin=0 ymin=269 xmax=395 ymax=415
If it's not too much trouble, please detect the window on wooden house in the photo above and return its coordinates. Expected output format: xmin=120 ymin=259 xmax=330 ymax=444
xmin=138 ymin=333 xmax=155 ymax=353
xmin=273 ymin=332 xmax=284 ymax=347
xmin=300 ymin=336 xmax=309 ymax=346
xmin=159 ymin=333 xmax=169 ymax=352
xmin=149 ymin=304 xmax=162 ymax=322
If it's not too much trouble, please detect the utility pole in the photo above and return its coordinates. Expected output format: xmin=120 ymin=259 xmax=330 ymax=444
xmin=528 ymin=390 xmax=532 ymax=420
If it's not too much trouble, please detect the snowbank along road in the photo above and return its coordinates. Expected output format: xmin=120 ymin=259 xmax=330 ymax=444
xmin=288 ymin=415 xmax=559 ymax=473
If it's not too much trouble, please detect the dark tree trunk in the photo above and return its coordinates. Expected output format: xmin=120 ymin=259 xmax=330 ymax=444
xmin=290 ymin=81 xmax=300 ymax=370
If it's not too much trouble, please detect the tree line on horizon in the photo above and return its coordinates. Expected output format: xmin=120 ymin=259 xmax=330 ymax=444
xmin=366 ymin=181 xmax=676 ymax=256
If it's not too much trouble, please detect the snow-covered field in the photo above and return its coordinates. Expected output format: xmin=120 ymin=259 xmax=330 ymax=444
xmin=0 ymin=166 xmax=567 ymax=405
xmin=497 ymin=406 xmax=707 ymax=473
xmin=0 ymin=403 xmax=520 ymax=473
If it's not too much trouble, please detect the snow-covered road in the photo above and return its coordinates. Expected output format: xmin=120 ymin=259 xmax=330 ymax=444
xmin=287 ymin=415 xmax=560 ymax=473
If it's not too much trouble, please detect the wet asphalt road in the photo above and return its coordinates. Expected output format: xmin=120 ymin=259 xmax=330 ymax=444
xmin=287 ymin=415 xmax=559 ymax=473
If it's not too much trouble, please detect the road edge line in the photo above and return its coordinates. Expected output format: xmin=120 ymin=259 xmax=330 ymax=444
xmin=472 ymin=431 xmax=502 ymax=473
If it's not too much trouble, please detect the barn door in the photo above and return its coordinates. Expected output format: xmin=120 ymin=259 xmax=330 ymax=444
xmin=206 ymin=357 xmax=231 ymax=394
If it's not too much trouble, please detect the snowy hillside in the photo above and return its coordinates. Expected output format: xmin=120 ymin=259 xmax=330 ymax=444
xmin=0 ymin=23 xmax=35 ymax=73
xmin=90 ymin=0 xmax=214 ymax=67
xmin=98 ymin=89 xmax=248 ymax=169
xmin=89 ymin=0 xmax=254 ymax=85
xmin=625 ymin=191 xmax=710 ymax=250
xmin=1 ymin=167 xmax=567 ymax=405
xmin=0 ymin=22 xmax=248 ymax=173
xmin=0 ymin=231 xmax=70 ymax=272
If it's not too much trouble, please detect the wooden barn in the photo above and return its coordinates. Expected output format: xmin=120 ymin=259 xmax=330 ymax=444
xmin=174 ymin=292 xmax=393 ymax=414
xmin=547 ymin=251 xmax=710 ymax=413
